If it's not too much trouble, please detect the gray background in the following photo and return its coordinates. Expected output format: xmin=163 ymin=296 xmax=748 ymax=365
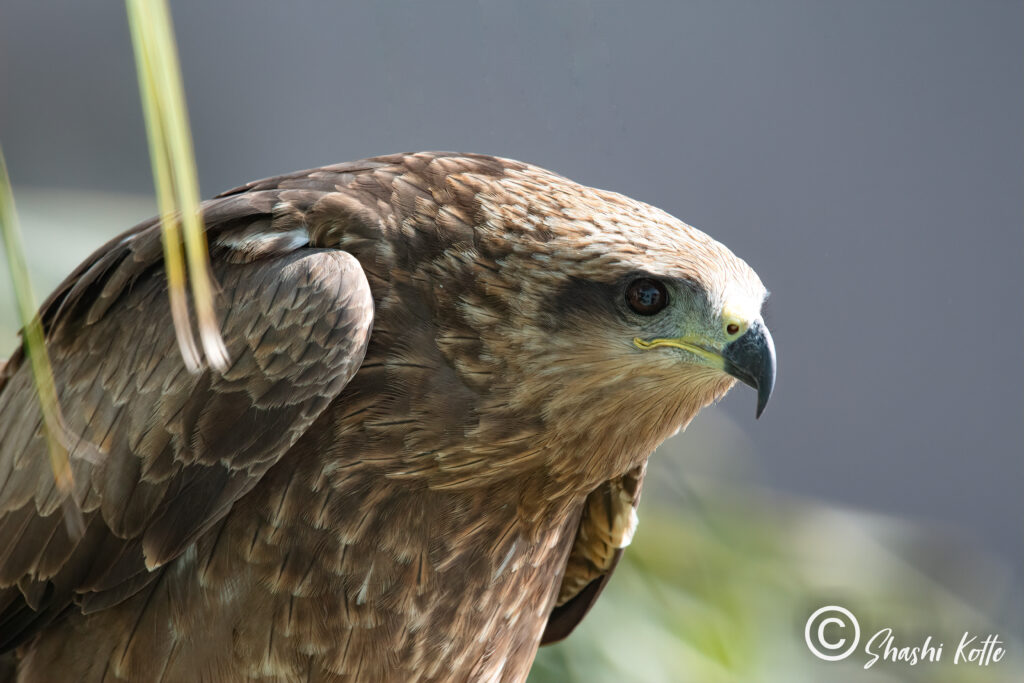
xmin=2 ymin=0 xmax=1021 ymax=602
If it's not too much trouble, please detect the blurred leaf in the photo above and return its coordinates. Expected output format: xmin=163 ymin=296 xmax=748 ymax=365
xmin=126 ymin=0 xmax=227 ymax=372
xmin=0 ymin=147 xmax=84 ymax=538
xmin=530 ymin=475 xmax=1022 ymax=683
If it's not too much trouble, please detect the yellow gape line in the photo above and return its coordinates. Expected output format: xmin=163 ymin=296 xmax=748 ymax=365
xmin=632 ymin=337 xmax=726 ymax=369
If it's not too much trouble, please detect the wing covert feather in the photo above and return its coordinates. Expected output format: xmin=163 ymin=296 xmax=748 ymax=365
xmin=0 ymin=190 xmax=375 ymax=651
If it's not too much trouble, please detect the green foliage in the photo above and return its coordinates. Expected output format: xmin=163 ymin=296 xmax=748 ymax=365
xmin=531 ymin=469 xmax=1022 ymax=683
xmin=126 ymin=0 xmax=226 ymax=372
xmin=0 ymin=148 xmax=84 ymax=536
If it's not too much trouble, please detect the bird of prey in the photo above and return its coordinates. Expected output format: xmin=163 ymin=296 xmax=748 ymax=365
xmin=0 ymin=152 xmax=774 ymax=682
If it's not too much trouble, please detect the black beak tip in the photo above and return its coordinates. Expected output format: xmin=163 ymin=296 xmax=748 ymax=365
xmin=755 ymin=376 xmax=774 ymax=419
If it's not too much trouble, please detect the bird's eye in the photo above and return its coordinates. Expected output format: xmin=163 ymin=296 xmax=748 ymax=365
xmin=625 ymin=278 xmax=669 ymax=315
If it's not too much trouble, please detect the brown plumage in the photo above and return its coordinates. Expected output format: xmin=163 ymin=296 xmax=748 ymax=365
xmin=0 ymin=152 xmax=774 ymax=682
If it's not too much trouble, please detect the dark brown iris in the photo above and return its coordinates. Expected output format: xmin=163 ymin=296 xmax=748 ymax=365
xmin=625 ymin=278 xmax=668 ymax=315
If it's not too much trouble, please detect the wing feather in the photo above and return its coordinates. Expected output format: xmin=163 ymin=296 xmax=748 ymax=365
xmin=542 ymin=463 xmax=646 ymax=644
xmin=0 ymin=185 xmax=375 ymax=651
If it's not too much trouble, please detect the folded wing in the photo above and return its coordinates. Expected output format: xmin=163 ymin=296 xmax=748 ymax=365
xmin=0 ymin=187 xmax=374 ymax=651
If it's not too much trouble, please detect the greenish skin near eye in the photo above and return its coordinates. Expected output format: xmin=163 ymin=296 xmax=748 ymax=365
xmin=625 ymin=278 xmax=669 ymax=315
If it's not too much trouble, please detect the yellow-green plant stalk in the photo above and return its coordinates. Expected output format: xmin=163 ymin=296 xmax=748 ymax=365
xmin=0 ymin=148 xmax=85 ymax=538
xmin=126 ymin=0 xmax=227 ymax=372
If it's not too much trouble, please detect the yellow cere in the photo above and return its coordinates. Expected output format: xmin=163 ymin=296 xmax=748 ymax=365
xmin=720 ymin=306 xmax=750 ymax=340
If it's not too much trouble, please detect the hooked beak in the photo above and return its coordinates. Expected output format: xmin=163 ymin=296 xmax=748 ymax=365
xmin=722 ymin=320 xmax=776 ymax=418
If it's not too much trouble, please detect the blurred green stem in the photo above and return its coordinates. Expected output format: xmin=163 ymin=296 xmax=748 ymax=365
xmin=0 ymin=147 xmax=84 ymax=538
xmin=126 ymin=0 xmax=227 ymax=373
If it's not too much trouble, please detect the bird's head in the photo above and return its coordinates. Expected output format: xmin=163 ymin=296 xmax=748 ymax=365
xmin=441 ymin=161 xmax=775 ymax=482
